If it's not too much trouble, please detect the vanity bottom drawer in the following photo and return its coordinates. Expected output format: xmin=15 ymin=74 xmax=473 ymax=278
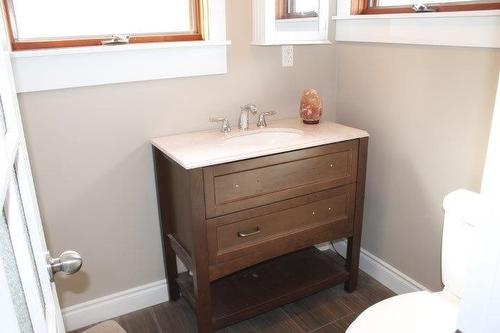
xmin=207 ymin=184 xmax=356 ymax=280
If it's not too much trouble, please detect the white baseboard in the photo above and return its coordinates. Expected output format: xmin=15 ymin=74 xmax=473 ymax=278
xmin=317 ymin=241 xmax=428 ymax=294
xmin=63 ymin=258 xmax=187 ymax=331
xmin=64 ymin=244 xmax=427 ymax=331
xmin=62 ymin=279 xmax=169 ymax=331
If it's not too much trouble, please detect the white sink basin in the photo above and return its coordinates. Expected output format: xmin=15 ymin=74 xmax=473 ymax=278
xmin=224 ymin=128 xmax=304 ymax=145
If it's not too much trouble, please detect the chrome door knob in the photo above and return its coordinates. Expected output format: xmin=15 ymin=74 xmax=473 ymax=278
xmin=47 ymin=250 xmax=83 ymax=282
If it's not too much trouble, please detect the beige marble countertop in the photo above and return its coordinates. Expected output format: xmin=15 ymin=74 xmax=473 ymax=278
xmin=151 ymin=118 xmax=369 ymax=169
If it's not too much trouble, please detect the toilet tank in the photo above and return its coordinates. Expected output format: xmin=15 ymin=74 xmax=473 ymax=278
xmin=442 ymin=190 xmax=488 ymax=299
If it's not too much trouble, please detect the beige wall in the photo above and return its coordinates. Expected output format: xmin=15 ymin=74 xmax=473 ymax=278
xmin=18 ymin=1 xmax=337 ymax=307
xmin=336 ymin=43 xmax=499 ymax=290
xmin=17 ymin=0 xmax=500 ymax=308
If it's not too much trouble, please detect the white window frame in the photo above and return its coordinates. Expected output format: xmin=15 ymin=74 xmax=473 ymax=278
xmin=333 ymin=0 xmax=500 ymax=48
xmin=252 ymin=0 xmax=330 ymax=45
xmin=6 ymin=0 xmax=230 ymax=93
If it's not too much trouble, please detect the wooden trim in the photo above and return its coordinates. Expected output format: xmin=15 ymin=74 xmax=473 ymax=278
xmin=352 ymin=0 xmax=500 ymax=15
xmin=3 ymin=0 xmax=203 ymax=51
xmin=276 ymin=0 xmax=288 ymax=19
xmin=199 ymin=0 xmax=207 ymax=40
xmin=1 ymin=0 xmax=16 ymax=50
xmin=191 ymin=0 xmax=201 ymax=34
xmin=351 ymin=0 xmax=369 ymax=15
xmin=10 ymin=34 xmax=203 ymax=51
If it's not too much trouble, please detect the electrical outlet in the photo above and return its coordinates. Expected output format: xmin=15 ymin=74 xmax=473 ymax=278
xmin=282 ymin=45 xmax=294 ymax=67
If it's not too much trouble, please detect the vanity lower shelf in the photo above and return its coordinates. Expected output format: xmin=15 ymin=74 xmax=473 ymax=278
xmin=177 ymin=247 xmax=349 ymax=329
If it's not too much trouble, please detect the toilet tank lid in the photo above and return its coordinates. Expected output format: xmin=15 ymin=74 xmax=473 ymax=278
xmin=443 ymin=189 xmax=496 ymax=228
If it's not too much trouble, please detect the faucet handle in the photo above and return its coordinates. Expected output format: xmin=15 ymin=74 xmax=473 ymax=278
xmin=257 ymin=111 xmax=276 ymax=128
xmin=241 ymin=104 xmax=258 ymax=115
xmin=209 ymin=117 xmax=231 ymax=133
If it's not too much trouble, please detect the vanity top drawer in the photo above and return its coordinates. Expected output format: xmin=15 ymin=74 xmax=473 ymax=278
xmin=203 ymin=141 xmax=358 ymax=218
xmin=207 ymin=184 xmax=356 ymax=279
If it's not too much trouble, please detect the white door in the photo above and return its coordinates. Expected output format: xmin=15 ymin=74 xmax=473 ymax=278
xmin=0 ymin=7 xmax=81 ymax=333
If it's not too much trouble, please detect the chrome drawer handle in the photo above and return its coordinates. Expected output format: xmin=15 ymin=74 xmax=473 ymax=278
xmin=237 ymin=228 xmax=261 ymax=238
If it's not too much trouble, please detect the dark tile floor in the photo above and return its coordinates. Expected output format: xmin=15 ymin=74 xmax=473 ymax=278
xmin=72 ymin=270 xmax=394 ymax=333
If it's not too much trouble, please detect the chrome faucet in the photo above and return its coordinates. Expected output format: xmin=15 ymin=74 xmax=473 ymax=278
xmin=239 ymin=104 xmax=258 ymax=131
xmin=209 ymin=116 xmax=231 ymax=133
xmin=257 ymin=111 xmax=276 ymax=128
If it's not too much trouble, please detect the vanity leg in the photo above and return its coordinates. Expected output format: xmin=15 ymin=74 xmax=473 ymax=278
xmin=153 ymin=147 xmax=180 ymax=301
xmin=344 ymin=236 xmax=360 ymax=292
xmin=345 ymin=137 xmax=368 ymax=293
xmin=190 ymin=169 xmax=214 ymax=333
xmin=164 ymin=237 xmax=180 ymax=301
xmin=193 ymin=272 xmax=213 ymax=333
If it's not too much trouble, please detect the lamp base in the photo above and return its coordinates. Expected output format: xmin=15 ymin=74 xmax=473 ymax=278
xmin=302 ymin=120 xmax=320 ymax=125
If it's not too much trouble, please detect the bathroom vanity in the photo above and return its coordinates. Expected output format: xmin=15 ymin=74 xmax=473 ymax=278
xmin=152 ymin=118 xmax=368 ymax=333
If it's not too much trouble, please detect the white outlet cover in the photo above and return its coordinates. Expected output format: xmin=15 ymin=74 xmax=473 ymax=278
xmin=282 ymin=45 xmax=294 ymax=67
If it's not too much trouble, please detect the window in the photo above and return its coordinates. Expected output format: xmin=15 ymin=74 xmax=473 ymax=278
xmin=352 ymin=0 xmax=500 ymax=15
xmin=2 ymin=0 xmax=202 ymax=51
xmin=276 ymin=0 xmax=320 ymax=19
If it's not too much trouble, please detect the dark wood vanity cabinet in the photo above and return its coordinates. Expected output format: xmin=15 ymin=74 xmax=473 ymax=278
xmin=153 ymin=137 xmax=368 ymax=333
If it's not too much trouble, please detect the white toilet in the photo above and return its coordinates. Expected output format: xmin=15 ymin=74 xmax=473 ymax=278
xmin=347 ymin=189 xmax=491 ymax=333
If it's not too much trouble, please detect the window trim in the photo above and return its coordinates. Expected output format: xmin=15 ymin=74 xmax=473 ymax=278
xmin=351 ymin=0 xmax=500 ymax=15
xmin=7 ymin=0 xmax=230 ymax=93
xmin=334 ymin=1 xmax=500 ymax=49
xmin=2 ymin=0 xmax=203 ymax=51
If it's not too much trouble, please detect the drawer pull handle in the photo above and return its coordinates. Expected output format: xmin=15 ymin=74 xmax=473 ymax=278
xmin=330 ymin=163 xmax=335 ymax=168
xmin=238 ymin=228 xmax=261 ymax=238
